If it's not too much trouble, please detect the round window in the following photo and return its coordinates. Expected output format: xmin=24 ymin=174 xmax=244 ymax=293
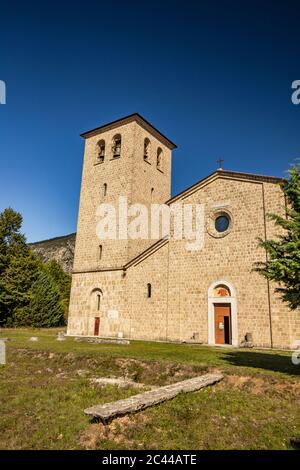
xmin=215 ymin=214 xmax=230 ymax=233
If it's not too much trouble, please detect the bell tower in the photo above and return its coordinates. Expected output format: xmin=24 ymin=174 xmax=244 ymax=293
xmin=72 ymin=113 xmax=177 ymax=274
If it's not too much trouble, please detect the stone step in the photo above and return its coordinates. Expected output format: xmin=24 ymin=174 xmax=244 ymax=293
xmin=84 ymin=373 xmax=223 ymax=422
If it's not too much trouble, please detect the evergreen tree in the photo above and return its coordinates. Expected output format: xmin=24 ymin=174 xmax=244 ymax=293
xmin=0 ymin=208 xmax=67 ymax=327
xmin=44 ymin=259 xmax=71 ymax=320
xmin=17 ymin=270 xmax=65 ymax=327
xmin=2 ymin=251 xmax=41 ymax=325
xmin=0 ymin=208 xmax=26 ymax=272
xmin=256 ymin=163 xmax=300 ymax=309
xmin=0 ymin=208 xmax=41 ymax=325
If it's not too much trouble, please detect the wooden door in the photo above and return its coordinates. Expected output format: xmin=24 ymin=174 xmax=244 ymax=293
xmin=94 ymin=317 xmax=100 ymax=336
xmin=214 ymin=304 xmax=231 ymax=344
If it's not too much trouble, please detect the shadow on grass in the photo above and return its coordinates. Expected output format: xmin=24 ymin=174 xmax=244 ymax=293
xmin=222 ymin=350 xmax=300 ymax=377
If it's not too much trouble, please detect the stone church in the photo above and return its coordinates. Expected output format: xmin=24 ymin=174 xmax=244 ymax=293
xmin=67 ymin=113 xmax=299 ymax=349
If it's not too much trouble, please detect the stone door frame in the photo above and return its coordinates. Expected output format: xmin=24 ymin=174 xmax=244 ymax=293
xmin=208 ymin=280 xmax=238 ymax=347
xmin=89 ymin=288 xmax=103 ymax=336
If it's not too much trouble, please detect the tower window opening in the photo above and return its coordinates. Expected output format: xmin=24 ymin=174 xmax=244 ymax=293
xmin=144 ymin=138 xmax=150 ymax=161
xmin=103 ymin=183 xmax=107 ymax=197
xmin=147 ymin=283 xmax=152 ymax=298
xmin=157 ymin=148 xmax=163 ymax=171
xmin=99 ymin=244 xmax=103 ymax=260
xmin=112 ymin=134 xmax=121 ymax=158
xmin=97 ymin=140 xmax=105 ymax=162
xmin=97 ymin=294 xmax=101 ymax=311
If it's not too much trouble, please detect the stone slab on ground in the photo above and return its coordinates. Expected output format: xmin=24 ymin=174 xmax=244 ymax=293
xmin=57 ymin=332 xmax=66 ymax=341
xmin=74 ymin=337 xmax=130 ymax=345
xmin=90 ymin=377 xmax=149 ymax=389
xmin=0 ymin=339 xmax=6 ymax=365
xmin=84 ymin=373 xmax=223 ymax=422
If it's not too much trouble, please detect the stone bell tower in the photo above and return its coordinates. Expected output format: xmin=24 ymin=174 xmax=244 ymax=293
xmin=72 ymin=113 xmax=177 ymax=274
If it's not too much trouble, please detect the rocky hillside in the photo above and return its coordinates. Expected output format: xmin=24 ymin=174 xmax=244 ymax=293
xmin=30 ymin=233 xmax=76 ymax=275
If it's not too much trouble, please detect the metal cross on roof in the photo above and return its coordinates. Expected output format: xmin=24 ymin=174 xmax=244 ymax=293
xmin=217 ymin=159 xmax=224 ymax=170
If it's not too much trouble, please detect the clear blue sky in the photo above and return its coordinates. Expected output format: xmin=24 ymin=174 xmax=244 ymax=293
xmin=0 ymin=0 xmax=299 ymax=242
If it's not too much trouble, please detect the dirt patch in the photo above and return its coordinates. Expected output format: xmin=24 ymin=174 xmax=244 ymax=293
xmin=114 ymin=357 xmax=206 ymax=385
xmin=221 ymin=374 xmax=270 ymax=395
xmin=225 ymin=374 xmax=258 ymax=388
xmin=12 ymin=349 xmax=207 ymax=387
xmin=222 ymin=374 xmax=300 ymax=397
xmin=80 ymin=413 xmax=149 ymax=449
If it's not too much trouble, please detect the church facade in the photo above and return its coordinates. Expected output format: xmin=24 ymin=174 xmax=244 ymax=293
xmin=67 ymin=113 xmax=300 ymax=349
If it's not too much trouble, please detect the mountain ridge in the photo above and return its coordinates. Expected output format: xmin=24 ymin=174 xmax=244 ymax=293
xmin=29 ymin=233 xmax=76 ymax=275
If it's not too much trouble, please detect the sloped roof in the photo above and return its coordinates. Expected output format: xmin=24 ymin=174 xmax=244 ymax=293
xmin=80 ymin=113 xmax=177 ymax=150
xmin=124 ymin=237 xmax=169 ymax=269
xmin=166 ymin=169 xmax=286 ymax=204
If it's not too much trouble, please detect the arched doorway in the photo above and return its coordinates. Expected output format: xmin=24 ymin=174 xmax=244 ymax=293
xmin=90 ymin=288 xmax=103 ymax=336
xmin=208 ymin=280 xmax=238 ymax=346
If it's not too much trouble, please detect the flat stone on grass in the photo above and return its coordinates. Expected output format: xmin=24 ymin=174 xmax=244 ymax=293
xmin=90 ymin=377 xmax=148 ymax=389
xmin=57 ymin=332 xmax=66 ymax=341
xmin=74 ymin=337 xmax=129 ymax=345
xmin=84 ymin=373 xmax=223 ymax=423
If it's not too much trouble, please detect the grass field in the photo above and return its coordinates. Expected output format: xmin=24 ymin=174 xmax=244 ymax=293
xmin=0 ymin=328 xmax=299 ymax=450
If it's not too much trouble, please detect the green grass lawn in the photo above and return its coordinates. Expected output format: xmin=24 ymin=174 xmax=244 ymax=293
xmin=0 ymin=328 xmax=299 ymax=450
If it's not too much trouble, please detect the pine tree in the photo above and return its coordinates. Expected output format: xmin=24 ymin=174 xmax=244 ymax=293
xmin=17 ymin=270 xmax=65 ymax=327
xmin=44 ymin=259 xmax=71 ymax=321
xmin=1 ymin=251 xmax=41 ymax=325
xmin=256 ymin=163 xmax=300 ymax=309
xmin=0 ymin=208 xmax=26 ymax=272
xmin=0 ymin=208 xmax=41 ymax=325
xmin=0 ymin=208 xmax=69 ymax=327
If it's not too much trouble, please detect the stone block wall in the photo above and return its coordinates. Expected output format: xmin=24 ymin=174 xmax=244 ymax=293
xmin=68 ymin=115 xmax=299 ymax=350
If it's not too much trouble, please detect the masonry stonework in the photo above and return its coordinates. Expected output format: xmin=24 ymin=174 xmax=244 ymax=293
xmin=67 ymin=114 xmax=300 ymax=349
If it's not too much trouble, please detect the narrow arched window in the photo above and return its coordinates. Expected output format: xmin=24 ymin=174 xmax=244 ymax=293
xmin=103 ymin=183 xmax=107 ymax=197
xmin=157 ymin=147 xmax=163 ymax=171
xmin=144 ymin=138 xmax=150 ymax=161
xmin=97 ymin=140 xmax=105 ymax=162
xmin=112 ymin=134 xmax=121 ymax=158
xmin=151 ymin=187 xmax=154 ymax=201
xmin=147 ymin=283 xmax=152 ymax=298
xmin=99 ymin=244 xmax=103 ymax=260
xmin=97 ymin=294 xmax=101 ymax=311
xmin=90 ymin=288 xmax=103 ymax=314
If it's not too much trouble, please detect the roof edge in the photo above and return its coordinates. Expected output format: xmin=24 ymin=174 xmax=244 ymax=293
xmin=124 ymin=237 xmax=169 ymax=269
xmin=167 ymin=169 xmax=286 ymax=205
xmin=80 ymin=113 xmax=177 ymax=150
